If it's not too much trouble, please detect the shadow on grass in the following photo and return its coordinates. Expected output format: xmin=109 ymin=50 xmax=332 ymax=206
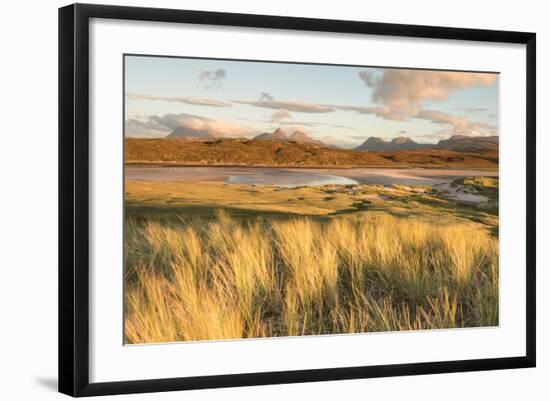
xmin=125 ymin=192 xmax=499 ymax=236
xmin=125 ymin=203 xmax=335 ymax=223
xmin=385 ymin=194 xmax=499 ymax=236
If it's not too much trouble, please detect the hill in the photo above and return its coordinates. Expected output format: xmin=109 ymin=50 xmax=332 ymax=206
xmin=375 ymin=149 xmax=498 ymax=168
xmin=253 ymin=128 xmax=325 ymax=146
xmin=253 ymin=128 xmax=289 ymax=141
xmin=166 ymin=126 xmax=216 ymax=139
xmin=288 ymin=131 xmax=324 ymax=145
xmin=355 ymin=135 xmax=498 ymax=152
xmin=435 ymin=135 xmax=498 ymax=152
xmin=125 ymin=138 xmax=498 ymax=169
xmin=126 ymin=138 xmax=393 ymax=167
xmin=355 ymin=136 xmax=431 ymax=151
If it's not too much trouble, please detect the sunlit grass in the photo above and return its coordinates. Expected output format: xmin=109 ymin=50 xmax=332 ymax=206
xmin=124 ymin=211 xmax=498 ymax=344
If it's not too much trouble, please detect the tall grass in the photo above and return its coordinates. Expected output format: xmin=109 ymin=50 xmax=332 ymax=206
xmin=124 ymin=211 xmax=498 ymax=344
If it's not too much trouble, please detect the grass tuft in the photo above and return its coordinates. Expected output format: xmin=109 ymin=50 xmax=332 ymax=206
xmin=125 ymin=212 xmax=498 ymax=343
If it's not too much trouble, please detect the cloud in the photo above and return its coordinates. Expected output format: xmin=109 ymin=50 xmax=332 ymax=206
xmin=234 ymin=93 xmax=334 ymax=113
xmin=316 ymin=122 xmax=355 ymax=130
xmin=330 ymin=104 xmax=389 ymax=117
xmin=358 ymin=70 xmax=377 ymax=87
xmin=126 ymin=93 xmax=231 ymax=107
xmin=235 ymin=99 xmax=334 ymax=113
xmin=332 ymin=69 xmax=498 ymax=137
xmin=270 ymin=110 xmax=293 ymax=123
xmin=454 ymin=107 xmax=489 ymax=113
xmin=331 ymin=105 xmax=497 ymax=137
xmin=260 ymin=92 xmax=274 ymax=102
xmin=320 ymin=136 xmax=361 ymax=149
xmin=413 ymin=133 xmax=450 ymax=142
xmin=275 ymin=120 xmax=355 ymax=130
xmin=125 ymin=113 xmax=257 ymax=138
xmin=399 ymin=130 xmax=408 ymax=134
xmin=416 ymin=109 xmax=497 ymax=136
xmin=268 ymin=109 xmax=354 ymax=130
xmin=125 ymin=116 xmax=169 ymax=138
xmin=356 ymin=69 xmax=498 ymax=120
xmin=199 ymin=68 xmax=227 ymax=89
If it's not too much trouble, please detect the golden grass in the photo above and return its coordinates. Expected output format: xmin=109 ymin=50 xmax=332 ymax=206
xmin=124 ymin=211 xmax=498 ymax=343
xmin=124 ymin=180 xmax=499 ymax=233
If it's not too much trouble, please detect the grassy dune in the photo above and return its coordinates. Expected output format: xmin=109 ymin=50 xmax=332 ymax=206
xmin=124 ymin=179 xmax=499 ymax=344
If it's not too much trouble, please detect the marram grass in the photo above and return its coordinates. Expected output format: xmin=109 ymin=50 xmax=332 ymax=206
xmin=124 ymin=211 xmax=498 ymax=344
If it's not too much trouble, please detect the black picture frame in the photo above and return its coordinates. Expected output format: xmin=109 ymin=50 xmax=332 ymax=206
xmin=59 ymin=3 xmax=536 ymax=397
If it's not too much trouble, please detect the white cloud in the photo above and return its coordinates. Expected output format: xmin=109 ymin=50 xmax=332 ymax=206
xmin=357 ymin=69 xmax=498 ymax=120
xmin=320 ymin=136 xmax=362 ymax=149
xmin=267 ymin=109 xmax=354 ymax=130
xmin=270 ymin=110 xmax=293 ymax=123
xmin=125 ymin=116 xmax=169 ymax=138
xmin=234 ymin=93 xmax=334 ymax=113
xmin=125 ymin=113 xmax=257 ymax=138
xmin=416 ymin=109 xmax=497 ymax=137
xmin=454 ymin=107 xmax=489 ymax=113
xmin=331 ymin=69 xmax=499 ymax=137
xmin=126 ymin=93 xmax=231 ymax=107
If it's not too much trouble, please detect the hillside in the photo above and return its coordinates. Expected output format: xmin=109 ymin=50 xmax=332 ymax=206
xmin=355 ymin=135 xmax=498 ymax=152
xmin=253 ymin=128 xmax=325 ymax=145
xmin=355 ymin=136 xmax=431 ymax=151
xmin=126 ymin=138 xmax=393 ymax=167
xmin=376 ymin=149 xmax=499 ymax=168
xmin=125 ymin=138 xmax=498 ymax=169
xmin=253 ymin=128 xmax=289 ymax=141
xmin=436 ymin=135 xmax=499 ymax=152
xmin=167 ymin=126 xmax=215 ymax=139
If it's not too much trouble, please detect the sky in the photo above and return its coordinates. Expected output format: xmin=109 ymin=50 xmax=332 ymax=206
xmin=124 ymin=55 xmax=499 ymax=148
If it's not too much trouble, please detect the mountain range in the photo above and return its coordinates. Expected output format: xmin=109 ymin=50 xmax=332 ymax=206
xmin=167 ymin=126 xmax=216 ymax=139
xmin=167 ymin=126 xmax=325 ymax=146
xmin=355 ymin=135 xmax=498 ymax=152
xmin=166 ymin=125 xmax=498 ymax=153
xmin=253 ymin=128 xmax=324 ymax=145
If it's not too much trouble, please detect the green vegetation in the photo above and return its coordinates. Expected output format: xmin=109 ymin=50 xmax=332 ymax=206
xmin=124 ymin=178 xmax=499 ymax=344
xmin=458 ymin=176 xmax=499 ymax=198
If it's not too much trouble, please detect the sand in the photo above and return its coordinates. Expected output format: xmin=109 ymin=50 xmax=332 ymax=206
xmin=126 ymin=166 xmax=498 ymax=187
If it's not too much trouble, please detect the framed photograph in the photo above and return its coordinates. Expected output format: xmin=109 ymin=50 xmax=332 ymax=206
xmin=58 ymin=3 xmax=536 ymax=397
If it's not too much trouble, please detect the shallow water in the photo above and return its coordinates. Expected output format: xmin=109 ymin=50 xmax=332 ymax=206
xmin=227 ymin=170 xmax=358 ymax=187
xmin=125 ymin=166 xmax=498 ymax=187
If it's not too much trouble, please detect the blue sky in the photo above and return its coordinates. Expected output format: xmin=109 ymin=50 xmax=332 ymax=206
xmin=125 ymin=55 xmax=499 ymax=148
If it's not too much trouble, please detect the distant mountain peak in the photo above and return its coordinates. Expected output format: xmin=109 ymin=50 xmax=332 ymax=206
xmin=365 ymin=137 xmax=386 ymax=144
xmin=253 ymin=128 xmax=289 ymax=141
xmin=356 ymin=136 xmax=421 ymax=151
xmin=355 ymin=134 xmax=498 ymax=152
xmin=167 ymin=126 xmax=216 ymax=139
xmin=253 ymin=128 xmax=325 ymax=146
xmin=436 ymin=135 xmax=498 ymax=152
xmin=391 ymin=136 xmax=414 ymax=144
xmin=289 ymin=130 xmax=306 ymax=138
xmin=289 ymin=131 xmax=317 ymax=143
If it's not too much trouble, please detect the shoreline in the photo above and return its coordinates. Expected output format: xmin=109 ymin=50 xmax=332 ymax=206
xmin=125 ymin=166 xmax=499 ymax=187
xmin=125 ymin=162 xmax=499 ymax=172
